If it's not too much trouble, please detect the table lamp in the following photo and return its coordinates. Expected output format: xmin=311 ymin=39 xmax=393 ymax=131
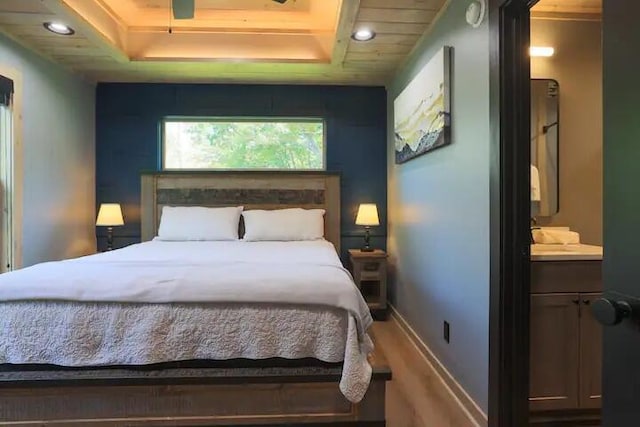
xmin=96 ymin=203 xmax=124 ymax=251
xmin=355 ymin=203 xmax=379 ymax=252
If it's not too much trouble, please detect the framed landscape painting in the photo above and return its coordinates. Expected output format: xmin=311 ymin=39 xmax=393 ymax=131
xmin=394 ymin=46 xmax=452 ymax=164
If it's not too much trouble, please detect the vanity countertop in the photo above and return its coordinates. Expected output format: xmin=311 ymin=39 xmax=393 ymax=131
xmin=531 ymin=244 xmax=603 ymax=261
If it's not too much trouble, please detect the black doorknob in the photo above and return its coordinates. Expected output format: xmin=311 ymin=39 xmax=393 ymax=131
xmin=592 ymin=298 xmax=633 ymax=326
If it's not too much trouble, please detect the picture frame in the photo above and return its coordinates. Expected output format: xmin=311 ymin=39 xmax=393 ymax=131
xmin=394 ymin=46 xmax=452 ymax=164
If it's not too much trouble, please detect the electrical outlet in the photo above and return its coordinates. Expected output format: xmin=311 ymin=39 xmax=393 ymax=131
xmin=444 ymin=321 xmax=450 ymax=343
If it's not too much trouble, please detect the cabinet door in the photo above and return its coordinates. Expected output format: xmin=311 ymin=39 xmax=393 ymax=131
xmin=579 ymin=292 xmax=603 ymax=409
xmin=530 ymin=293 xmax=581 ymax=411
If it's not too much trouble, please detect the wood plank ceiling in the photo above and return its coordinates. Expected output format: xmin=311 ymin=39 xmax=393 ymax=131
xmin=532 ymin=0 xmax=602 ymax=18
xmin=0 ymin=0 xmax=448 ymax=86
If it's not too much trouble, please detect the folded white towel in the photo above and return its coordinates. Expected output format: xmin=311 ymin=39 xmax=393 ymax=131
xmin=532 ymin=229 xmax=580 ymax=245
xmin=531 ymin=164 xmax=541 ymax=202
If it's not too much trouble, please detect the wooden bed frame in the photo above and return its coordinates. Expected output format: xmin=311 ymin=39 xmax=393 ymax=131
xmin=0 ymin=171 xmax=391 ymax=426
xmin=141 ymin=170 xmax=342 ymax=252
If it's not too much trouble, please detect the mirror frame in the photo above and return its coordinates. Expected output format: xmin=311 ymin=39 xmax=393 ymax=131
xmin=531 ymin=78 xmax=560 ymax=216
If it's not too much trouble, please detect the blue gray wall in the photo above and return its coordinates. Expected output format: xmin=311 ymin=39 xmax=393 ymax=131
xmin=387 ymin=1 xmax=490 ymax=412
xmin=0 ymin=33 xmax=96 ymax=267
xmin=96 ymin=84 xmax=387 ymax=257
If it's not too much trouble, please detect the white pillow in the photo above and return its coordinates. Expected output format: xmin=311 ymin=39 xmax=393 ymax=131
xmin=242 ymin=208 xmax=325 ymax=241
xmin=157 ymin=206 xmax=243 ymax=241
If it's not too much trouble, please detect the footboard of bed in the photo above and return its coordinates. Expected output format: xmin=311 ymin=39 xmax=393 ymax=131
xmin=0 ymin=360 xmax=391 ymax=426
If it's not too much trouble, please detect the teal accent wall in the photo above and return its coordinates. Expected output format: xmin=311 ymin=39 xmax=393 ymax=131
xmin=96 ymin=83 xmax=387 ymax=258
xmin=0 ymin=33 xmax=96 ymax=267
xmin=387 ymin=1 xmax=490 ymax=412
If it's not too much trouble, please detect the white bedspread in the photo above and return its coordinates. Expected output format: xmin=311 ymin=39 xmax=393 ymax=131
xmin=0 ymin=240 xmax=374 ymax=402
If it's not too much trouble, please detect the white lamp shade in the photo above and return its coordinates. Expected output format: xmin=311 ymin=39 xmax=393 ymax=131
xmin=96 ymin=203 xmax=124 ymax=226
xmin=355 ymin=203 xmax=380 ymax=226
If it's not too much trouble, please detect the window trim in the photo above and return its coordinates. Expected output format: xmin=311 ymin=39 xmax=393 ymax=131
xmin=161 ymin=117 xmax=327 ymax=171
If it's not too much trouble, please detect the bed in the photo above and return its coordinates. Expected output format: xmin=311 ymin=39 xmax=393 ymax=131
xmin=0 ymin=171 xmax=391 ymax=426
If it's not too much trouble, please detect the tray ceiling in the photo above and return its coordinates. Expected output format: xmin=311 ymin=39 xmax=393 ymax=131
xmin=0 ymin=0 xmax=448 ymax=85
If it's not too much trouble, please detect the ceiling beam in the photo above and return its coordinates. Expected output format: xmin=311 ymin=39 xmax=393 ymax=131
xmin=40 ymin=0 xmax=129 ymax=62
xmin=331 ymin=0 xmax=360 ymax=66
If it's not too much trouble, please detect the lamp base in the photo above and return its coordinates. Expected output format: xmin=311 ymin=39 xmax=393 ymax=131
xmin=361 ymin=226 xmax=374 ymax=252
xmin=106 ymin=226 xmax=114 ymax=251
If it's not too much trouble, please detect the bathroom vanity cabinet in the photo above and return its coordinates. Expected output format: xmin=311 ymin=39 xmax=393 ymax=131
xmin=529 ymin=259 xmax=602 ymax=425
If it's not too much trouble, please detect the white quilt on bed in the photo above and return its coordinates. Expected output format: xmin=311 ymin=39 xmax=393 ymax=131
xmin=0 ymin=240 xmax=374 ymax=402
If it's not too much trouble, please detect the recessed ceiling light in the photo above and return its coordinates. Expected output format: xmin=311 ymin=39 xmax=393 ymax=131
xmin=351 ymin=28 xmax=376 ymax=42
xmin=43 ymin=22 xmax=75 ymax=36
xmin=529 ymin=46 xmax=554 ymax=57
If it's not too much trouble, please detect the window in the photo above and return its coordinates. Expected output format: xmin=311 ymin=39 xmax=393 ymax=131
xmin=162 ymin=118 xmax=325 ymax=170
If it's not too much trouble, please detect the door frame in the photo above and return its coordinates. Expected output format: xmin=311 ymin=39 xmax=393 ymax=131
xmin=488 ymin=0 xmax=537 ymax=426
xmin=0 ymin=65 xmax=23 ymax=272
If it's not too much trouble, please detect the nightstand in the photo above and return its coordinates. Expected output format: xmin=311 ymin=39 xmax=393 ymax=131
xmin=348 ymin=249 xmax=387 ymax=319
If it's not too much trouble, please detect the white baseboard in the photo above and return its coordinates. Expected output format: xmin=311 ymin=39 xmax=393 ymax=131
xmin=389 ymin=304 xmax=488 ymax=427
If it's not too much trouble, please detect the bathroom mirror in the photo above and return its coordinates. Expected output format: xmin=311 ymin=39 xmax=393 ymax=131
xmin=531 ymin=79 xmax=559 ymax=216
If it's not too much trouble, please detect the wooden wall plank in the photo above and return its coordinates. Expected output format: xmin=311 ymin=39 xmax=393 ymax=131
xmin=0 ymin=24 xmax=68 ymax=36
xmin=348 ymin=42 xmax=413 ymax=54
xmin=343 ymin=61 xmax=397 ymax=70
xmin=19 ymin=35 xmax=94 ymax=48
xmin=353 ymin=21 xmax=431 ymax=35
xmin=357 ymin=8 xmax=438 ymax=24
xmin=533 ymin=0 xmax=602 ymax=14
xmin=0 ymin=1 xmax=52 ymax=14
xmin=361 ymin=0 xmax=444 ymax=10
xmin=345 ymin=52 xmax=408 ymax=62
xmin=38 ymin=46 xmax=109 ymax=56
xmin=0 ymin=12 xmax=57 ymax=25
xmin=369 ymin=33 xmax=423 ymax=45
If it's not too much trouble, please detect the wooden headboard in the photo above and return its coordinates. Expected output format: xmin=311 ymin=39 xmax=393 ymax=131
xmin=141 ymin=171 xmax=341 ymax=253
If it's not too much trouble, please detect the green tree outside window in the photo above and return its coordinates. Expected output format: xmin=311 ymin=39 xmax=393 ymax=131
xmin=163 ymin=119 xmax=324 ymax=170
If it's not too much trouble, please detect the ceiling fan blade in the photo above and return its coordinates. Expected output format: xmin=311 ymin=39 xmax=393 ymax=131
xmin=172 ymin=0 xmax=194 ymax=19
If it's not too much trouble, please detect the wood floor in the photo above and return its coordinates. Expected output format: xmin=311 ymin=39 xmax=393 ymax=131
xmin=370 ymin=319 xmax=479 ymax=427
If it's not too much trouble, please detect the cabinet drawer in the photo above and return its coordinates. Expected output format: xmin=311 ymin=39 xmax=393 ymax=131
xmin=360 ymin=270 xmax=382 ymax=281
xmin=529 ymin=293 xmax=580 ymax=411
xmin=531 ymin=261 xmax=602 ymax=293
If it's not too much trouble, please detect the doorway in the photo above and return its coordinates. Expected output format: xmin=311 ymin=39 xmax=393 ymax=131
xmin=0 ymin=72 xmax=15 ymax=273
xmin=488 ymin=0 xmax=536 ymax=425
xmin=528 ymin=4 xmax=603 ymax=424
xmin=489 ymin=1 xmax=640 ymax=427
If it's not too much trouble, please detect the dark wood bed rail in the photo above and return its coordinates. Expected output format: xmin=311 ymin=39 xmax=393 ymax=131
xmin=0 ymin=351 xmax=391 ymax=426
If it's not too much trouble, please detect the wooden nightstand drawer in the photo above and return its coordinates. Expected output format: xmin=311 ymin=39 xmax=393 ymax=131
xmin=348 ymin=249 xmax=388 ymax=319
xmin=360 ymin=270 xmax=382 ymax=281
xmin=363 ymin=261 xmax=382 ymax=271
